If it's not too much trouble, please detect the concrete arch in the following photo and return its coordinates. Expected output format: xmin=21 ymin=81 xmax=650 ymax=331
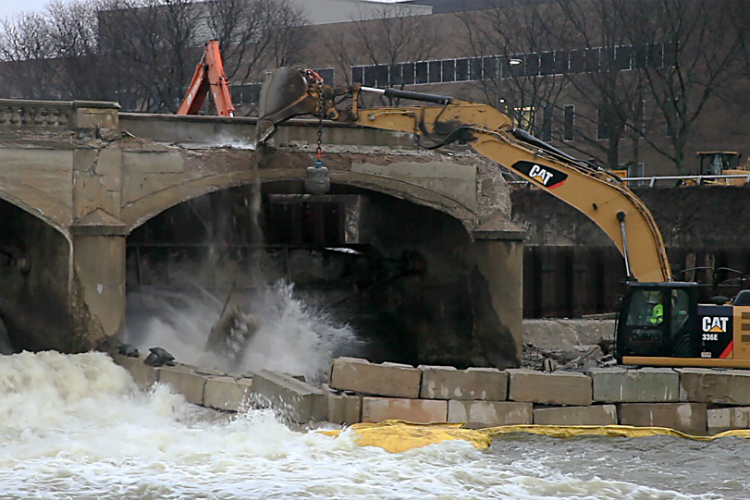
xmin=121 ymin=169 xmax=479 ymax=233
xmin=0 ymin=182 xmax=72 ymax=242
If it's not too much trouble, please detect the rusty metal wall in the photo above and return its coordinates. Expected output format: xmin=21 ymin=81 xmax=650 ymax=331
xmin=523 ymin=246 xmax=750 ymax=318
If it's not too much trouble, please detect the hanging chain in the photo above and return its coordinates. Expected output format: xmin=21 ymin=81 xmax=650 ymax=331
xmin=316 ymin=80 xmax=325 ymax=167
xmin=304 ymin=69 xmax=326 ymax=168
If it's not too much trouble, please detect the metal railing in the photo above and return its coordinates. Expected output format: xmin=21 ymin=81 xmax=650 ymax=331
xmin=623 ymin=174 xmax=750 ymax=187
xmin=506 ymin=173 xmax=750 ymax=187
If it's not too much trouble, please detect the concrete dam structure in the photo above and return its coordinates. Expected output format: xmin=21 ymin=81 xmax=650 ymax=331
xmin=0 ymin=98 xmax=524 ymax=368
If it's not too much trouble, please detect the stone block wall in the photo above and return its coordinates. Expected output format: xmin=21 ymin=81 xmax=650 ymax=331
xmin=112 ymin=353 xmax=750 ymax=435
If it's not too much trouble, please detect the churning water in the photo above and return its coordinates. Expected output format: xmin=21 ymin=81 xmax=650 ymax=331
xmin=1 ymin=351 xmax=749 ymax=500
xmin=125 ymin=281 xmax=361 ymax=384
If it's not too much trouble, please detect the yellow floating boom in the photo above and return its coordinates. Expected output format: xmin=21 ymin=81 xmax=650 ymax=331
xmin=320 ymin=420 xmax=750 ymax=453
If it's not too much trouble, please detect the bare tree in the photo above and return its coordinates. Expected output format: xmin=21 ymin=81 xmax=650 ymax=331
xmin=97 ymin=0 xmax=200 ymax=112
xmin=323 ymin=3 xmax=442 ymax=104
xmin=725 ymin=0 xmax=750 ymax=117
xmin=457 ymin=1 xmax=570 ymax=135
xmin=46 ymin=0 xmax=113 ymax=100
xmin=616 ymin=0 xmax=740 ymax=174
xmin=206 ymin=0 xmax=309 ymax=84
xmin=0 ymin=12 xmax=57 ymax=99
xmin=549 ymin=0 xmax=653 ymax=170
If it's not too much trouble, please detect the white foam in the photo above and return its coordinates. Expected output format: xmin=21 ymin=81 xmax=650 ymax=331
xmin=0 ymin=352 xmax=720 ymax=500
xmin=125 ymin=281 xmax=361 ymax=383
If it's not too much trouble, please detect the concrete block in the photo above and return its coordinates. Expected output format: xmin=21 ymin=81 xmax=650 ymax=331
xmin=677 ymin=368 xmax=750 ymax=405
xmin=361 ymin=397 xmax=448 ymax=424
xmin=74 ymin=105 xmax=119 ymax=129
xmin=618 ymin=403 xmax=707 ymax=434
xmin=588 ymin=367 xmax=679 ymax=403
xmin=707 ymin=407 xmax=750 ymax=433
xmin=204 ymin=376 xmax=253 ymax=411
xmin=534 ymin=405 xmax=617 ymax=426
xmin=448 ymin=400 xmax=532 ymax=428
xmin=329 ymin=357 xmax=421 ymax=398
xmin=707 ymin=408 xmax=731 ymax=434
xmin=523 ymin=319 xmax=615 ymax=351
xmin=157 ymin=364 xmax=206 ymax=406
xmin=112 ymin=353 xmax=157 ymax=390
xmin=507 ymin=369 xmax=592 ymax=405
xmin=730 ymin=407 xmax=750 ymax=428
xmin=419 ymin=365 xmax=508 ymax=401
xmin=251 ymin=369 xmax=326 ymax=423
xmin=324 ymin=387 xmax=362 ymax=425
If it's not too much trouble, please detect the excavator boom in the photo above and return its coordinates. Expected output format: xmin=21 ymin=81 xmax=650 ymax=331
xmin=257 ymin=67 xmax=750 ymax=369
xmin=178 ymin=40 xmax=235 ymax=117
xmin=257 ymin=68 xmax=671 ymax=284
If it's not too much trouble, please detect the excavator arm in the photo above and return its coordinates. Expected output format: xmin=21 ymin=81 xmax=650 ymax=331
xmin=178 ymin=40 xmax=236 ymax=117
xmin=257 ymin=68 xmax=671 ymax=283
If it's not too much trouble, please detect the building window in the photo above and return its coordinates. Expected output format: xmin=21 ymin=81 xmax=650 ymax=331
xmin=469 ymin=58 xmax=482 ymax=80
xmin=564 ymin=104 xmax=575 ymax=141
xmin=442 ymin=60 xmax=455 ymax=82
xmin=402 ymin=63 xmax=415 ymax=85
xmin=315 ymin=68 xmax=335 ymax=87
xmin=584 ymin=48 xmax=601 ymax=72
xmin=231 ymin=83 xmax=261 ymax=105
xmin=390 ymin=64 xmax=402 ymax=86
xmin=539 ymin=52 xmax=555 ymax=76
xmin=634 ymin=43 xmax=664 ymax=69
xmin=526 ymin=53 xmax=540 ymax=77
xmin=483 ymin=57 xmax=497 ymax=80
xmin=615 ymin=46 xmax=632 ymax=70
xmin=554 ymin=50 xmax=569 ymax=74
xmin=363 ymin=66 xmax=376 ymax=87
xmin=569 ymin=49 xmax=584 ymax=73
xmin=352 ymin=66 xmax=364 ymax=85
xmin=375 ymin=65 xmax=388 ymax=87
xmin=428 ymin=60 xmax=441 ymax=83
xmin=601 ymin=47 xmax=615 ymax=72
xmin=455 ymin=58 xmax=469 ymax=81
xmin=415 ymin=62 xmax=428 ymax=84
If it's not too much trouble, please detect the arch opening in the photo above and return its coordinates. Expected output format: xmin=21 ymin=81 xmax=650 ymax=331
xmin=0 ymin=198 xmax=73 ymax=353
xmin=125 ymin=180 xmax=503 ymax=381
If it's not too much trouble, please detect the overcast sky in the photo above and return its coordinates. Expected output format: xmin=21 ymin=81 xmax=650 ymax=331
xmin=0 ymin=0 xmax=56 ymax=20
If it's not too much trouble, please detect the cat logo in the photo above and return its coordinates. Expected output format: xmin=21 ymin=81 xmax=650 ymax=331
xmin=702 ymin=316 xmax=729 ymax=333
xmin=512 ymin=161 xmax=568 ymax=190
xmin=528 ymin=164 xmax=554 ymax=186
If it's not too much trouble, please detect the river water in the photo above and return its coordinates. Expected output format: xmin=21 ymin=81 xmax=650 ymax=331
xmin=1 ymin=351 xmax=747 ymax=500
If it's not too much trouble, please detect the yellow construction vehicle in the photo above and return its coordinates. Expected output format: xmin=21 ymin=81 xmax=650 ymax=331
xmin=257 ymin=67 xmax=750 ymax=368
xmin=696 ymin=151 xmax=748 ymax=185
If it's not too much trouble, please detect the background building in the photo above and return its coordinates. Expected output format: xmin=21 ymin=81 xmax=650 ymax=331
xmin=1 ymin=0 xmax=747 ymax=175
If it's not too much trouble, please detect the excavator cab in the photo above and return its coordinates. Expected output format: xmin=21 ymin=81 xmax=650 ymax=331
xmin=616 ymin=282 xmax=700 ymax=362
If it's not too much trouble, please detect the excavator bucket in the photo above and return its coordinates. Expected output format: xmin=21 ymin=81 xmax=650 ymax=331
xmin=258 ymin=67 xmax=316 ymax=125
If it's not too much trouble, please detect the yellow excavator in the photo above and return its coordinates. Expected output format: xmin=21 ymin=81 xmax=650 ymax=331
xmin=257 ymin=67 xmax=750 ymax=368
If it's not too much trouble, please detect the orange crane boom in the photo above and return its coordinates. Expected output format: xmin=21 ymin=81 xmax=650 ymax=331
xmin=177 ymin=40 xmax=236 ymax=117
